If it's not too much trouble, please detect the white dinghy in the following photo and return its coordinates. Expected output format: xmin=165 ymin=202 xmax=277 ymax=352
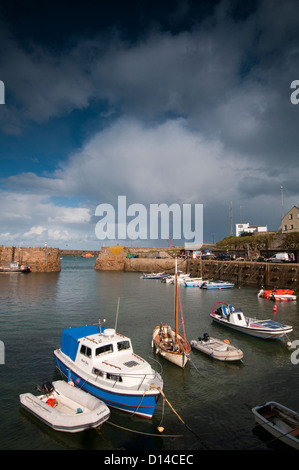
xmin=19 ymin=380 xmax=110 ymax=433
xmin=190 ymin=333 xmax=243 ymax=362
xmin=252 ymin=401 xmax=299 ymax=450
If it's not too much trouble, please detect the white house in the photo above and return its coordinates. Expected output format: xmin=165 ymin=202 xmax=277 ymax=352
xmin=235 ymin=223 xmax=268 ymax=237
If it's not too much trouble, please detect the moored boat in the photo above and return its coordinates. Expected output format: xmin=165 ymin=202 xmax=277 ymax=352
xmin=152 ymin=324 xmax=191 ymax=368
xmin=252 ymin=401 xmax=299 ymax=450
xmin=152 ymin=259 xmax=191 ymax=368
xmin=258 ymin=288 xmax=296 ymax=301
xmin=210 ymin=301 xmax=293 ymax=339
xmin=19 ymin=380 xmax=110 ymax=433
xmin=0 ymin=261 xmax=30 ymax=273
xmin=184 ymin=278 xmax=204 ymax=287
xmin=165 ymin=273 xmax=191 ymax=284
xmin=141 ymin=272 xmax=169 ymax=279
xmin=190 ymin=333 xmax=243 ymax=361
xmin=201 ymin=280 xmax=234 ymax=289
xmin=54 ymin=322 xmax=163 ymax=419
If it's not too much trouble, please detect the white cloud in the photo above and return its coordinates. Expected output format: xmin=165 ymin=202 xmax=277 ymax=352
xmin=24 ymin=225 xmax=46 ymax=237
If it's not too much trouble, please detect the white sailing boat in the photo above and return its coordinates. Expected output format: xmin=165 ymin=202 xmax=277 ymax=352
xmin=152 ymin=259 xmax=191 ymax=368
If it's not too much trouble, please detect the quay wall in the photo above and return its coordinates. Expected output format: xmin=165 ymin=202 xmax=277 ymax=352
xmin=94 ymin=247 xmax=299 ymax=288
xmin=188 ymin=259 xmax=299 ymax=289
xmin=0 ymin=245 xmax=61 ymax=272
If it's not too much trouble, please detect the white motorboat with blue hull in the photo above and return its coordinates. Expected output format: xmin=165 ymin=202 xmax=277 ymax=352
xmin=210 ymin=301 xmax=293 ymax=339
xmin=54 ymin=324 xmax=163 ymax=419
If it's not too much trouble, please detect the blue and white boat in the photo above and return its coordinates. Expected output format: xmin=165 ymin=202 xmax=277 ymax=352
xmin=201 ymin=280 xmax=234 ymax=289
xmin=184 ymin=278 xmax=205 ymax=287
xmin=210 ymin=301 xmax=293 ymax=339
xmin=54 ymin=322 xmax=163 ymax=419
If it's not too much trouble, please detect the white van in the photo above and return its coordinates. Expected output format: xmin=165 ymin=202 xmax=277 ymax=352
xmin=267 ymin=252 xmax=294 ymax=263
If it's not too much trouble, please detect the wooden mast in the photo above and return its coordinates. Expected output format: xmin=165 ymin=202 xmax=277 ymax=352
xmin=174 ymin=257 xmax=178 ymax=343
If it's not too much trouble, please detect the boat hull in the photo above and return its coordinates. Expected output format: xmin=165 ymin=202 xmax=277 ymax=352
xmin=152 ymin=325 xmax=191 ymax=368
xmin=210 ymin=314 xmax=293 ymax=339
xmin=190 ymin=338 xmax=243 ymax=361
xmin=54 ymin=352 xmax=160 ymax=419
xmin=252 ymin=401 xmax=299 ymax=450
xmin=19 ymin=380 xmax=110 ymax=433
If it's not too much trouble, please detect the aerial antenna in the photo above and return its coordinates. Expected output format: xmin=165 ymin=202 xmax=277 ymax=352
xmin=115 ymin=297 xmax=120 ymax=332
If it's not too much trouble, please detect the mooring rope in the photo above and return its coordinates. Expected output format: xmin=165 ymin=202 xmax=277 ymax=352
xmin=101 ymin=420 xmax=183 ymax=438
xmin=150 ymin=385 xmax=211 ymax=449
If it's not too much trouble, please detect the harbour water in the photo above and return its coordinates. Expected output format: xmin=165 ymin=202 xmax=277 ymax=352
xmin=1 ymin=256 xmax=299 ymax=451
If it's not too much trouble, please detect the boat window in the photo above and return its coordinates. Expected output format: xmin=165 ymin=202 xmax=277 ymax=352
xmin=80 ymin=345 xmax=92 ymax=358
xmin=93 ymin=367 xmax=104 ymax=377
xmin=95 ymin=344 xmax=113 ymax=356
xmin=117 ymin=340 xmax=131 ymax=351
xmin=107 ymin=373 xmax=122 ymax=382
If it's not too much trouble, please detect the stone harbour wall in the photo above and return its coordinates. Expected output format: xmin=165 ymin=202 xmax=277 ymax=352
xmin=0 ymin=245 xmax=61 ymax=272
xmin=94 ymin=246 xmax=299 ymax=289
xmin=188 ymin=259 xmax=299 ymax=289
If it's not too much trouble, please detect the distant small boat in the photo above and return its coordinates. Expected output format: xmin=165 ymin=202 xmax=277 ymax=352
xmin=258 ymin=288 xmax=296 ymax=301
xmin=142 ymin=272 xmax=169 ymax=279
xmin=0 ymin=262 xmax=30 ymax=273
xmin=210 ymin=301 xmax=293 ymax=339
xmin=19 ymin=380 xmax=110 ymax=433
xmin=252 ymin=401 xmax=299 ymax=450
xmin=81 ymin=253 xmax=93 ymax=258
xmin=165 ymin=273 xmax=190 ymax=284
xmin=184 ymin=278 xmax=205 ymax=287
xmin=201 ymin=280 xmax=234 ymax=289
xmin=191 ymin=333 xmax=243 ymax=361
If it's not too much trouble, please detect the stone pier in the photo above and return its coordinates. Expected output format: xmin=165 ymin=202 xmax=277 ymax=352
xmin=0 ymin=245 xmax=61 ymax=272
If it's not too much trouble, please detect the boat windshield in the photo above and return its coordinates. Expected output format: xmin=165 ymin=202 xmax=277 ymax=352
xmin=95 ymin=344 xmax=113 ymax=356
xmin=117 ymin=340 xmax=131 ymax=351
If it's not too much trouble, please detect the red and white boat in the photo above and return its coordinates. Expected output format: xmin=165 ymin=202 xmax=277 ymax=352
xmin=258 ymin=288 xmax=296 ymax=301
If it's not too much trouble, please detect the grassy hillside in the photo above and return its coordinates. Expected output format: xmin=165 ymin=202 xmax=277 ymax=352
xmin=215 ymin=232 xmax=299 ymax=251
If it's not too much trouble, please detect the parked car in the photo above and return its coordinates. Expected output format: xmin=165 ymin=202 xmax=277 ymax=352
xmin=266 ymin=253 xmax=294 ymax=263
xmin=252 ymin=256 xmax=266 ymax=262
xmin=201 ymin=253 xmax=217 ymax=260
xmin=216 ymin=253 xmax=231 ymax=261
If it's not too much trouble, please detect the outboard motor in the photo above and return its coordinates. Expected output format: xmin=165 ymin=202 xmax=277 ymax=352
xmin=42 ymin=382 xmax=54 ymax=394
xmin=203 ymin=333 xmax=210 ymax=342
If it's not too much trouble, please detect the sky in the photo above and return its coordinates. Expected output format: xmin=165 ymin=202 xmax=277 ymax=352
xmin=0 ymin=0 xmax=299 ymax=250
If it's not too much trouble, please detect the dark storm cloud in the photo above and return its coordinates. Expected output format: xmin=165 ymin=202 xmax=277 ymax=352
xmin=0 ymin=0 xmax=299 ymax=247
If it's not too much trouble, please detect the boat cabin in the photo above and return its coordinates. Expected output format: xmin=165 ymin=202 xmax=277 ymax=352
xmin=220 ymin=304 xmax=247 ymax=327
xmin=59 ymin=325 xmax=151 ymax=387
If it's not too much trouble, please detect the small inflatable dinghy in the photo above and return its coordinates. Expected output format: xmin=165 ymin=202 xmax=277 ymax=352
xmin=19 ymin=380 xmax=110 ymax=433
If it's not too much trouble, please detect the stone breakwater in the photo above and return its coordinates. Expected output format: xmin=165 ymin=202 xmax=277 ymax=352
xmin=0 ymin=245 xmax=61 ymax=272
xmin=94 ymin=246 xmax=182 ymax=273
